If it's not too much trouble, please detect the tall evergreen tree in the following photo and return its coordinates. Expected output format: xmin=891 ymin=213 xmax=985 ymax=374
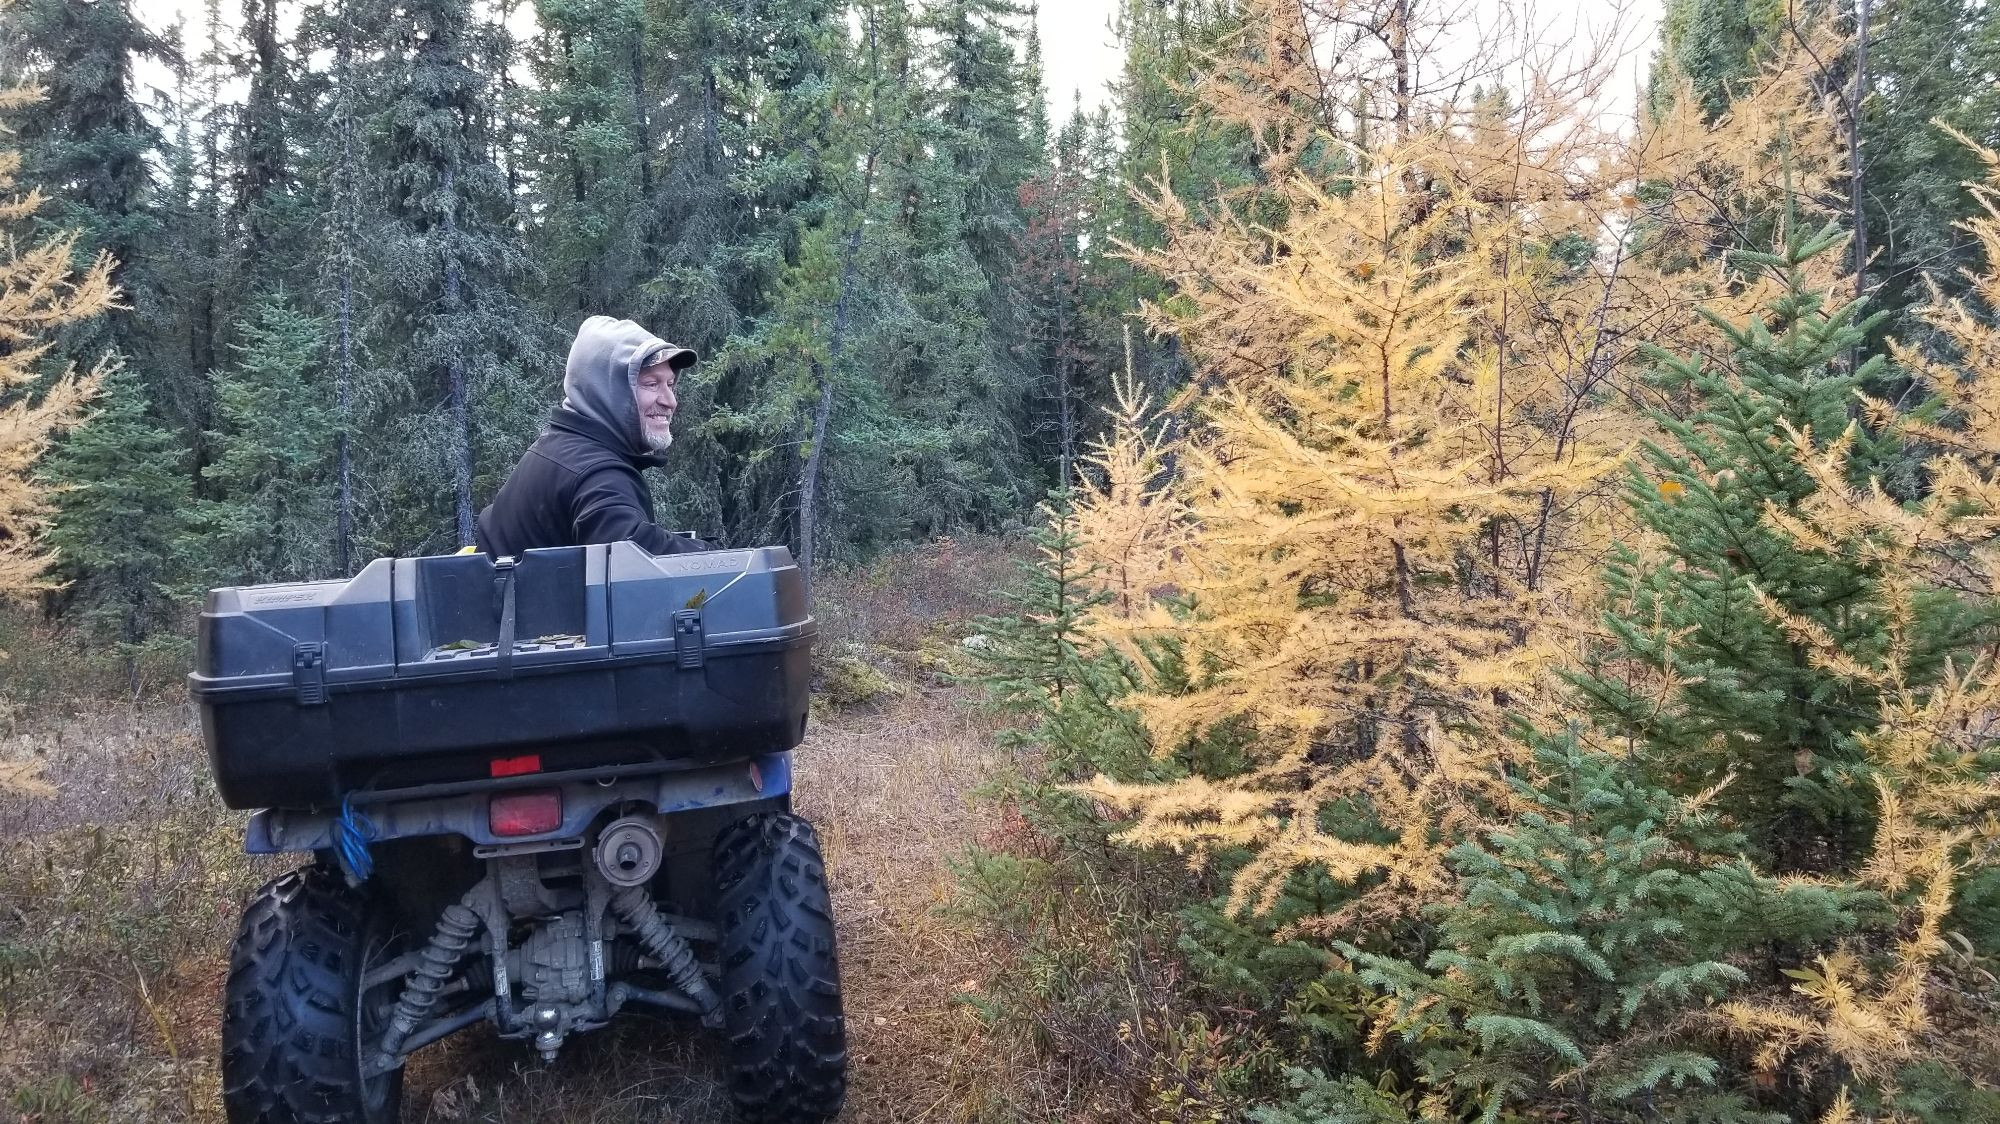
xmin=1854 ymin=0 xmax=2000 ymax=345
xmin=1565 ymin=216 xmax=1981 ymax=873
xmin=525 ymin=0 xmax=645 ymax=316
xmin=196 ymin=292 xmax=337 ymax=584
xmin=2 ymin=0 xmax=169 ymax=395
xmin=1648 ymin=0 xmax=2000 ymax=347
xmin=1647 ymin=0 xmax=1778 ymax=120
xmin=638 ymin=0 xmax=746 ymax=351
xmin=289 ymin=0 xmax=372 ymax=571
xmin=233 ymin=0 xmax=309 ymax=268
xmin=1081 ymin=0 xmax=1251 ymax=408
xmin=41 ymin=371 xmax=192 ymax=684
xmin=831 ymin=0 xmax=1040 ymax=536
xmin=1013 ymin=102 xmax=1088 ymax=486
xmin=148 ymin=9 xmax=230 ymax=483
xmin=365 ymin=0 xmax=542 ymax=553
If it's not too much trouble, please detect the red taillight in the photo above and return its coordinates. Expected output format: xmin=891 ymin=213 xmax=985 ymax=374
xmin=489 ymin=789 xmax=562 ymax=837
xmin=490 ymin=753 xmax=542 ymax=778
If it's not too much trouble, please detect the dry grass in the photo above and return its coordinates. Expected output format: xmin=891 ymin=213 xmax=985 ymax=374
xmin=0 ymin=700 xmax=268 ymax=1121
xmin=0 ymin=537 xmax=1044 ymax=1123
xmin=795 ymin=692 xmax=1012 ymax=1122
xmin=812 ymin=536 xmax=1021 ymax=655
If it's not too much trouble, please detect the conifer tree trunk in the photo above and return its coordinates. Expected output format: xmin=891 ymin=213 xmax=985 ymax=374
xmin=333 ymin=0 xmax=357 ymax=572
xmin=1057 ymin=296 xmax=1073 ymax=488
xmin=631 ymin=38 xmax=652 ymax=203
xmin=798 ymin=9 xmax=884 ymax=589
xmin=1850 ymin=0 xmax=1870 ymax=283
xmin=703 ymin=69 xmax=718 ymax=172
xmin=445 ymin=167 xmax=474 ymax=547
xmin=1390 ymin=0 xmax=1410 ymax=139
xmin=238 ymin=0 xmax=284 ymax=253
xmin=799 ymin=153 xmax=875 ymax=591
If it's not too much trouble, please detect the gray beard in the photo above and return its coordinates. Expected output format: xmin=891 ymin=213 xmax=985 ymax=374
xmin=643 ymin=425 xmax=674 ymax=453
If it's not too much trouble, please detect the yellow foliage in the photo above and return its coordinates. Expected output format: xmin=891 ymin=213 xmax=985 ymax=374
xmin=1068 ymin=0 xmax=1854 ymax=923
xmin=1067 ymin=0 xmax=1996 ymax=1093
xmin=0 ymin=72 xmax=109 ymax=600
xmin=1069 ymin=340 xmax=1192 ymax=622
xmin=1819 ymin=1087 xmax=1869 ymax=1124
xmin=0 ymin=50 xmax=110 ymax=797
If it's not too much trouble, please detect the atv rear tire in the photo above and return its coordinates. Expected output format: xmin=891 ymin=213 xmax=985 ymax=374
xmin=221 ymin=865 xmax=403 ymax=1124
xmin=713 ymin=812 xmax=848 ymax=1123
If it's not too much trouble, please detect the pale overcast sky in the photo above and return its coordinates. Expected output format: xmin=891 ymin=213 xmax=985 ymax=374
xmin=129 ymin=0 xmax=1660 ymax=122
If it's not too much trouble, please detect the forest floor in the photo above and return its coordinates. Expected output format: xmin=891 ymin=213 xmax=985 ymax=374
xmin=0 ymin=539 xmax=1045 ymax=1123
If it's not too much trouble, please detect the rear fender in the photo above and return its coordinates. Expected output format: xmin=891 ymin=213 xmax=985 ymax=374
xmin=246 ymin=752 xmax=792 ymax=855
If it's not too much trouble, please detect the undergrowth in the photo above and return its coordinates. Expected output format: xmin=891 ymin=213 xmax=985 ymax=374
xmin=0 ymin=702 xmax=257 ymax=1121
xmin=946 ymin=495 xmax=1373 ymax=1121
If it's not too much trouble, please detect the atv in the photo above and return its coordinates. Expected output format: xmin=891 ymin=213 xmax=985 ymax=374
xmin=190 ymin=543 xmax=846 ymax=1123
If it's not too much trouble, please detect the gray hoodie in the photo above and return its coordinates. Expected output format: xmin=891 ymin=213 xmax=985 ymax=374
xmin=561 ymin=315 xmax=696 ymax=461
xmin=472 ymin=317 xmax=708 ymax=558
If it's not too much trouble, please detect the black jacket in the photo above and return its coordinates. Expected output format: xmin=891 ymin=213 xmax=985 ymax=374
xmin=473 ymin=409 xmax=710 ymax=558
xmin=475 ymin=315 xmax=709 ymax=558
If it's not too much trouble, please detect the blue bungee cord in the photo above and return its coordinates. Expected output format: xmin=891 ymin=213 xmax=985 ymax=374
xmin=334 ymin=793 xmax=376 ymax=886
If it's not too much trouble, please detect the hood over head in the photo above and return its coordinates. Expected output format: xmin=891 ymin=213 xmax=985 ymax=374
xmin=557 ymin=315 xmax=698 ymax=462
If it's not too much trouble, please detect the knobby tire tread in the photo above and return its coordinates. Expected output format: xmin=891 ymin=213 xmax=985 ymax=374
xmin=221 ymin=865 xmax=400 ymax=1124
xmin=713 ymin=812 xmax=848 ymax=1123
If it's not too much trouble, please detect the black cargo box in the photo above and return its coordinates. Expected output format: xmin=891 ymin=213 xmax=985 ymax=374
xmin=190 ymin=543 xmax=813 ymax=810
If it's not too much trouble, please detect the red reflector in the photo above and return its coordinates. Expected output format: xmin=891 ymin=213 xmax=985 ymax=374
xmin=490 ymin=754 xmax=541 ymax=778
xmin=489 ymin=790 xmax=562 ymax=837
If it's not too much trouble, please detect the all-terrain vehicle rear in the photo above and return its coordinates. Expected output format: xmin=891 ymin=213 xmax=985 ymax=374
xmin=191 ymin=543 xmax=847 ymax=1123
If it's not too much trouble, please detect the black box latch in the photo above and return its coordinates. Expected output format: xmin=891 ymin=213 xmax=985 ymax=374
xmin=292 ymin=643 xmax=327 ymax=705
xmin=492 ymin=558 xmax=518 ymax=680
xmin=673 ymin=609 xmax=705 ymax=669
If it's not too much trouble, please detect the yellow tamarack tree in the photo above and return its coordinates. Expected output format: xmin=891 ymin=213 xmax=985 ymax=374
xmin=0 ymin=79 xmax=109 ymax=596
xmin=1069 ymin=0 xmax=1854 ymax=926
xmin=0 ymin=64 xmax=109 ymax=794
xmin=1070 ymin=332 xmax=1191 ymax=623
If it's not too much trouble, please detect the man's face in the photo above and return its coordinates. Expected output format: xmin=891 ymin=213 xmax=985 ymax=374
xmin=635 ymin=361 xmax=679 ymax=452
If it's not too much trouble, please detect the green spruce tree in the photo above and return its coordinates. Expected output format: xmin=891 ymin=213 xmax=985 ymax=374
xmin=965 ymin=490 xmax=1163 ymax=842
xmin=147 ymin=7 xmax=231 ymax=489
xmin=364 ymin=0 xmax=544 ymax=554
xmin=42 ymin=371 xmax=192 ymax=686
xmin=1564 ymin=216 xmax=1980 ymax=873
xmin=2 ymin=0 xmax=166 ymax=373
xmin=525 ymin=0 xmax=646 ymax=316
xmin=1313 ymin=725 xmax=1860 ymax=1124
xmin=196 ymin=293 xmax=337 ymax=585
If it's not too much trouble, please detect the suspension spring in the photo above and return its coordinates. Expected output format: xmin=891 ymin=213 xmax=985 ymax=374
xmin=377 ymin=891 xmax=483 ymax=1061
xmin=610 ymin=885 xmax=719 ymax=1016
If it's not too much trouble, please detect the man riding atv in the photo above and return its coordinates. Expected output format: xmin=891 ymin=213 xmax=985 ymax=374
xmin=200 ymin=314 xmax=845 ymax=1124
xmin=477 ymin=315 xmax=711 ymax=557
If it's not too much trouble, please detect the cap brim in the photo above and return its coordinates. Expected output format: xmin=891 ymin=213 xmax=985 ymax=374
xmin=643 ymin=346 xmax=698 ymax=372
